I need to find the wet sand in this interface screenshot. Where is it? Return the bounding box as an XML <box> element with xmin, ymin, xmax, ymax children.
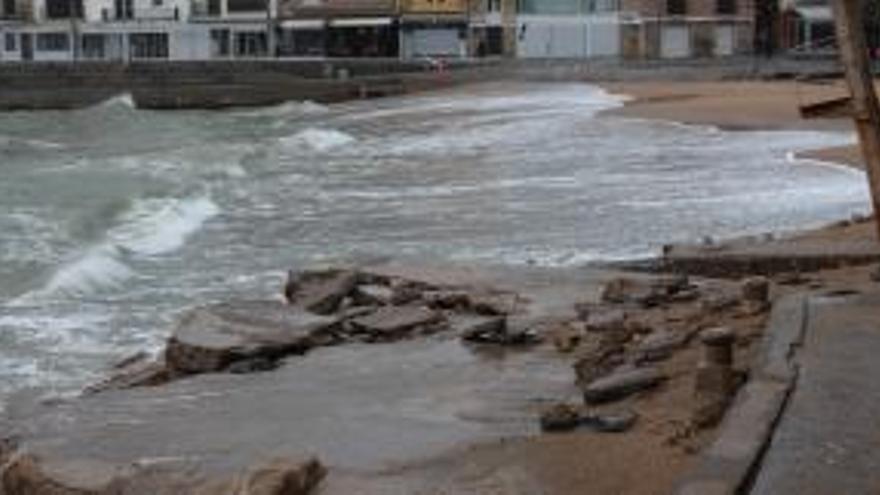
<box><xmin>603</xmin><ymin>80</ymin><xmax>867</xmax><ymax>171</ymax></box>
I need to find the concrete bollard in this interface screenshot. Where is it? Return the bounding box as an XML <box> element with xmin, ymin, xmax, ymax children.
<box><xmin>693</xmin><ymin>327</ymin><xmax>736</xmax><ymax>428</ymax></box>
<box><xmin>740</xmin><ymin>276</ymin><xmax>770</xmax><ymax>305</ymax></box>
<box><xmin>700</xmin><ymin>326</ymin><xmax>735</xmax><ymax>367</ymax></box>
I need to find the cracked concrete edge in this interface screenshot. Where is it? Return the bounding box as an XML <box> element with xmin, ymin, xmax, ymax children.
<box><xmin>673</xmin><ymin>294</ymin><xmax>809</xmax><ymax>495</ymax></box>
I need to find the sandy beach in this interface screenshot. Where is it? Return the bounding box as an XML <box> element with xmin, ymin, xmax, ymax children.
<box><xmin>604</xmin><ymin>80</ymin><xmax>869</xmax><ymax>168</ymax></box>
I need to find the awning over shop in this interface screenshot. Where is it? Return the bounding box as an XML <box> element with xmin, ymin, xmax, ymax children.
<box><xmin>399</xmin><ymin>13</ymin><xmax>468</xmax><ymax>24</ymax></box>
<box><xmin>329</xmin><ymin>17</ymin><xmax>393</xmax><ymax>27</ymax></box>
<box><xmin>280</xmin><ymin>19</ymin><xmax>325</xmax><ymax>29</ymax></box>
<box><xmin>793</xmin><ymin>5</ymin><xmax>832</xmax><ymax>23</ymax></box>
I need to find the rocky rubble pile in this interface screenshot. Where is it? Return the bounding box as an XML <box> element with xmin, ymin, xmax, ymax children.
<box><xmin>541</xmin><ymin>274</ymin><xmax>771</xmax><ymax>434</ymax></box>
<box><xmin>91</xmin><ymin>267</ymin><xmax>540</xmax><ymax>393</ymax></box>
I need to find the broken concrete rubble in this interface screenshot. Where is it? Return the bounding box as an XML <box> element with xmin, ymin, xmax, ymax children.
<box><xmin>539</xmin><ymin>403</ymin><xmax>638</xmax><ymax>433</ymax></box>
<box><xmin>584</xmin><ymin>308</ymin><xmax>627</xmax><ymax>333</ymax></box>
<box><xmin>459</xmin><ymin>315</ymin><xmax>541</xmax><ymax>345</ymax></box>
<box><xmin>572</xmin><ymin>337</ymin><xmax>626</xmax><ymax>387</ymax></box>
<box><xmin>470</xmin><ymin>292</ymin><xmax>520</xmax><ymax>316</ymax></box>
<box><xmin>348</xmin><ymin>306</ymin><xmax>445</xmax><ymax>341</ymax></box>
<box><xmin>351</xmin><ymin>284</ymin><xmax>395</xmax><ymax>306</ymax></box>
<box><xmin>454</xmin><ymin>315</ymin><xmax>506</xmax><ymax>341</ymax></box>
<box><xmin>539</xmin><ymin>403</ymin><xmax>582</xmax><ymax>432</ymax></box>
<box><xmin>600</xmin><ymin>275</ymin><xmax>693</xmax><ymax>308</ymax></box>
<box><xmin>85</xmin><ymin>356</ymin><xmax>170</xmax><ymax>394</ymax></box>
<box><xmin>422</xmin><ymin>290</ymin><xmax>471</xmax><ymax>310</ymax></box>
<box><xmin>222</xmin><ymin>457</ymin><xmax>326</xmax><ymax>495</ymax></box>
<box><xmin>583</xmin><ymin>366</ymin><xmax>666</xmax><ymax>404</ymax></box>
<box><xmin>633</xmin><ymin>331</ymin><xmax>687</xmax><ymax>363</ymax></box>
<box><xmin>0</xmin><ymin>454</ymin><xmax>326</xmax><ymax>495</ymax></box>
<box><xmin>287</xmin><ymin>270</ymin><xmax>358</xmax><ymax>315</ymax></box>
<box><xmin>165</xmin><ymin>301</ymin><xmax>339</xmax><ymax>375</ymax></box>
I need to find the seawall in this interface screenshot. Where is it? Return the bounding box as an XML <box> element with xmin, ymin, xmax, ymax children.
<box><xmin>0</xmin><ymin>56</ymin><xmax>843</xmax><ymax>110</ymax></box>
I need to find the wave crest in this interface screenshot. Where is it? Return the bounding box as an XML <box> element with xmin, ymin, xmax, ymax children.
<box><xmin>15</xmin><ymin>196</ymin><xmax>219</xmax><ymax>300</ymax></box>
<box><xmin>279</xmin><ymin>128</ymin><xmax>356</xmax><ymax>152</ymax></box>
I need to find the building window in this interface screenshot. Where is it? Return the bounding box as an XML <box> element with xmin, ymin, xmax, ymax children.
<box><xmin>3</xmin><ymin>0</ymin><xmax>16</xmax><ymax>16</ymax></box>
<box><xmin>666</xmin><ymin>0</ymin><xmax>686</xmax><ymax>15</ymax></box>
<box><xmin>519</xmin><ymin>0</ymin><xmax>579</xmax><ymax>15</ymax></box>
<box><xmin>45</xmin><ymin>0</ymin><xmax>83</xmax><ymax>18</ymax></box>
<box><xmin>129</xmin><ymin>32</ymin><xmax>169</xmax><ymax>58</ymax></box>
<box><xmin>228</xmin><ymin>0</ymin><xmax>265</xmax><ymax>12</ymax></box>
<box><xmin>235</xmin><ymin>31</ymin><xmax>267</xmax><ymax>57</ymax></box>
<box><xmin>36</xmin><ymin>32</ymin><xmax>69</xmax><ymax>51</ymax></box>
<box><xmin>210</xmin><ymin>28</ymin><xmax>229</xmax><ymax>56</ymax></box>
<box><xmin>486</xmin><ymin>0</ymin><xmax>500</xmax><ymax>12</ymax></box>
<box><xmin>5</xmin><ymin>33</ymin><xmax>16</xmax><ymax>51</ymax></box>
<box><xmin>716</xmin><ymin>0</ymin><xmax>735</xmax><ymax>14</ymax></box>
<box><xmin>152</xmin><ymin>0</ymin><xmax>163</xmax><ymax>6</ymax></box>
<box><xmin>115</xmin><ymin>0</ymin><xmax>134</xmax><ymax>19</ymax></box>
<box><xmin>81</xmin><ymin>33</ymin><xmax>106</xmax><ymax>59</ymax></box>
<box><xmin>592</xmin><ymin>0</ymin><xmax>618</xmax><ymax>12</ymax></box>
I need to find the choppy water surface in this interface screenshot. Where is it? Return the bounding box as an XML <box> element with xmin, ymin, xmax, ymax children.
<box><xmin>0</xmin><ymin>82</ymin><xmax>869</xmax><ymax>407</ymax></box>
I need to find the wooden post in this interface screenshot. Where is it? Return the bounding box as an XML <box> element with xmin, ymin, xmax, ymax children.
<box><xmin>831</xmin><ymin>0</ymin><xmax>880</xmax><ymax>239</ymax></box>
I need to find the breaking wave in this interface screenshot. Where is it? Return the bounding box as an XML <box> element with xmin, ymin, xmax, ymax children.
<box><xmin>109</xmin><ymin>196</ymin><xmax>220</xmax><ymax>256</ymax></box>
<box><xmin>238</xmin><ymin>100</ymin><xmax>330</xmax><ymax>118</ymax></box>
<box><xmin>279</xmin><ymin>128</ymin><xmax>357</xmax><ymax>152</ymax></box>
<box><xmin>0</xmin><ymin>135</ymin><xmax>65</xmax><ymax>151</ymax></box>
<box><xmin>97</xmin><ymin>93</ymin><xmax>136</xmax><ymax>110</ymax></box>
<box><xmin>16</xmin><ymin>196</ymin><xmax>219</xmax><ymax>300</ymax></box>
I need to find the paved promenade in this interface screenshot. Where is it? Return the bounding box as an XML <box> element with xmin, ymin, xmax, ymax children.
<box><xmin>750</xmin><ymin>288</ymin><xmax>880</xmax><ymax>494</ymax></box>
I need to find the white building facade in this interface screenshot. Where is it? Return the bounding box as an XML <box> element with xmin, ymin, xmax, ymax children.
<box><xmin>0</xmin><ymin>0</ymin><xmax>275</xmax><ymax>61</ymax></box>
<box><xmin>515</xmin><ymin>0</ymin><xmax>621</xmax><ymax>58</ymax></box>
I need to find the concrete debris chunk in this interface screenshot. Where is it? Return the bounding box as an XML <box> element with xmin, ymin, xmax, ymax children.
<box><xmin>349</xmin><ymin>306</ymin><xmax>444</xmax><ymax>340</ymax></box>
<box><xmin>165</xmin><ymin>301</ymin><xmax>338</xmax><ymax>375</ymax></box>
<box><xmin>583</xmin><ymin>366</ymin><xmax>666</xmax><ymax>404</ymax></box>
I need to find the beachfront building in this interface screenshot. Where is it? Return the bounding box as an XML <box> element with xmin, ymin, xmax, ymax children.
<box><xmin>399</xmin><ymin>0</ymin><xmax>467</xmax><ymax>58</ymax></box>
<box><xmin>190</xmin><ymin>0</ymin><xmax>277</xmax><ymax>58</ymax></box>
<box><xmin>617</xmin><ymin>0</ymin><xmax>754</xmax><ymax>58</ymax></box>
<box><xmin>0</xmin><ymin>0</ymin><xmax>213</xmax><ymax>61</ymax></box>
<box><xmin>468</xmin><ymin>0</ymin><xmax>516</xmax><ymax>56</ymax></box>
<box><xmin>0</xmin><ymin>0</ymin><xmax>28</xmax><ymax>60</ymax></box>
<box><xmin>275</xmin><ymin>0</ymin><xmax>398</xmax><ymax>57</ymax></box>
<box><xmin>515</xmin><ymin>0</ymin><xmax>621</xmax><ymax>58</ymax></box>
<box><xmin>777</xmin><ymin>0</ymin><xmax>833</xmax><ymax>54</ymax></box>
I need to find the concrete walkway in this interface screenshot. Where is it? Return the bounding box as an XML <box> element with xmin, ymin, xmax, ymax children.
<box><xmin>751</xmin><ymin>289</ymin><xmax>880</xmax><ymax>494</ymax></box>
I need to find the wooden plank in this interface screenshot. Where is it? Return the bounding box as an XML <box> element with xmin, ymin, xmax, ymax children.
<box><xmin>799</xmin><ymin>95</ymin><xmax>853</xmax><ymax>119</ymax></box>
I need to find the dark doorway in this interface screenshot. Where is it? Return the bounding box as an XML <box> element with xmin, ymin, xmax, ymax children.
<box><xmin>21</xmin><ymin>32</ymin><xmax>32</xmax><ymax>60</ymax></box>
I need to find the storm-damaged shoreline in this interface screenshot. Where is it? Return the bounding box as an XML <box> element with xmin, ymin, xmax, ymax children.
<box><xmin>2</xmin><ymin>81</ymin><xmax>880</xmax><ymax>494</ymax></box>
<box><xmin>2</xmin><ymin>232</ymin><xmax>879</xmax><ymax>495</ymax></box>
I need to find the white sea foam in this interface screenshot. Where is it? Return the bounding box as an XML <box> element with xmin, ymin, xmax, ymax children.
<box><xmin>239</xmin><ymin>100</ymin><xmax>330</xmax><ymax>118</ymax></box>
<box><xmin>0</xmin><ymin>134</ymin><xmax>65</xmax><ymax>151</ymax></box>
<box><xmin>14</xmin><ymin>196</ymin><xmax>219</xmax><ymax>300</ymax></box>
<box><xmin>41</xmin><ymin>245</ymin><xmax>134</xmax><ymax>296</ymax></box>
<box><xmin>279</xmin><ymin>128</ymin><xmax>357</xmax><ymax>152</ymax></box>
<box><xmin>109</xmin><ymin>196</ymin><xmax>220</xmax><ymax>256</ymax></box>
<box><xmin>99</xmin><ymin>93</ymin><xmax>136</xmax><ymax>110</ymax></box>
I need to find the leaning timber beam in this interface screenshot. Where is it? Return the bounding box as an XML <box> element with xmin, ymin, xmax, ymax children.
<box><xmin>831</xmin><ymin>0</ymin><xmax>880</xmax><ymax>239</ymax></box>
